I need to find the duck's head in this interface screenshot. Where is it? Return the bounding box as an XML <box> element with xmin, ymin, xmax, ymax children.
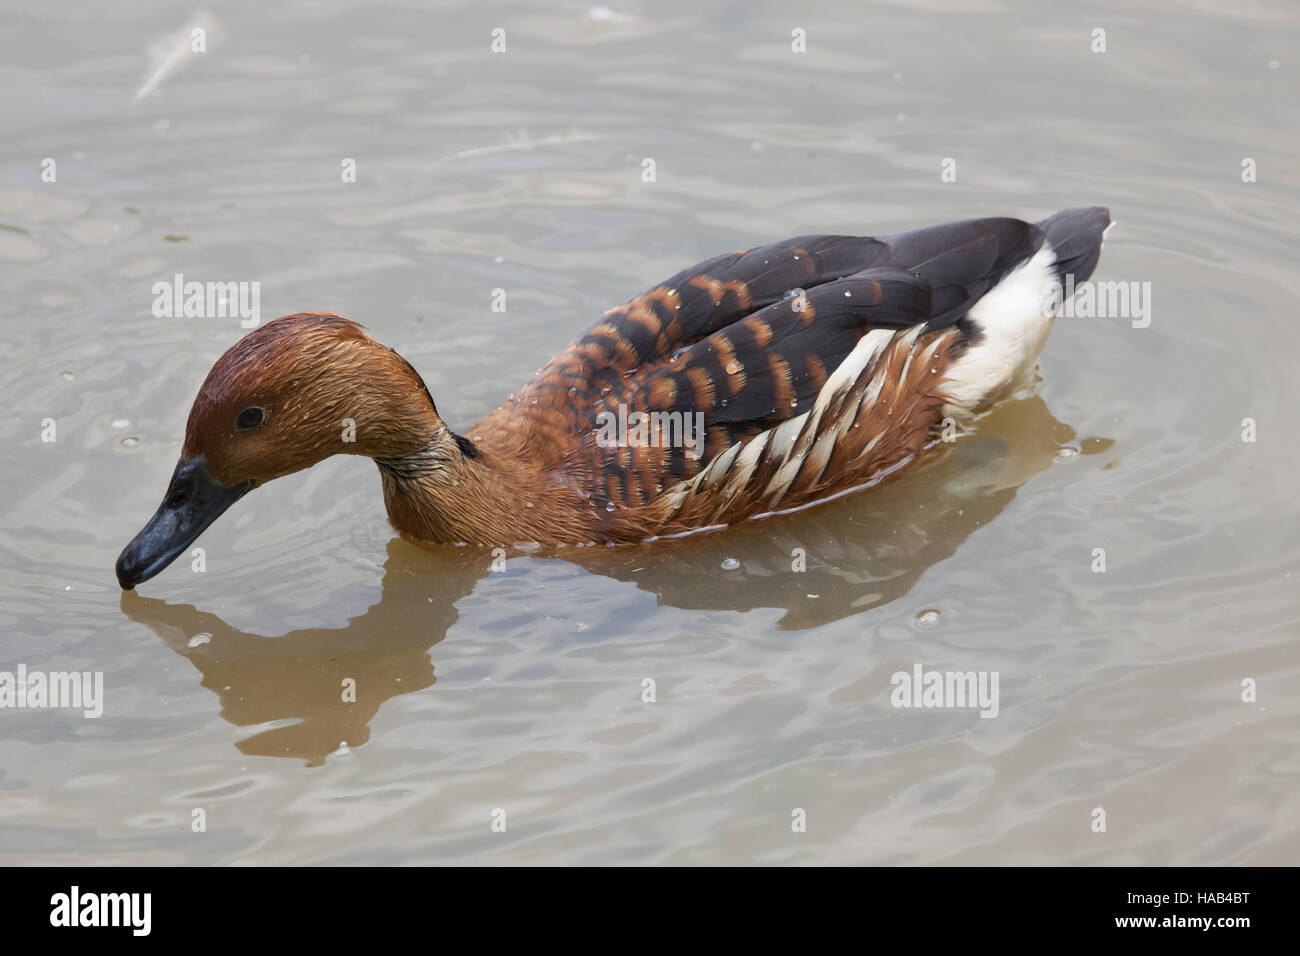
<box><xmin>115</xmin><ymin>313</ymin><xmax>445</xmax><ymax>589</ymax></box>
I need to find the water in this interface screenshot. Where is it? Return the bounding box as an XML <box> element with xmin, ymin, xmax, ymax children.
<box><xmin>1</xmin><ymin>0</ymin><xmax>1297</xmax><ymax>864</ymax></box>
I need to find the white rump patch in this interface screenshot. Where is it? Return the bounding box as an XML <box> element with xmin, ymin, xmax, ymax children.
<box><xmin>942</xmin><ymin>242</ymin><xmax>1058</xmax><ymax>416</ymax></box>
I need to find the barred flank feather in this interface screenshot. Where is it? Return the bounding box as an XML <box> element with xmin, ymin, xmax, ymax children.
<box><xmin>635</xmin><ymin>326</ymin><xmax>961</xmax><ymax>535</ymax></box>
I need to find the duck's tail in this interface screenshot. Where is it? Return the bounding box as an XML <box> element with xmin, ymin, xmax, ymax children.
<box><xmin>940</xmin><ymin>205</ymin><xmax>1111</xmax><ymax>417</ymax></box>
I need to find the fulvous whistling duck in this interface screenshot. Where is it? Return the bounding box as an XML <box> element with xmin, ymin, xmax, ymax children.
<box><xmin>116</xmin><ymin>207</ymin><xmax>1110</xmax><ymax>588</ymax></box>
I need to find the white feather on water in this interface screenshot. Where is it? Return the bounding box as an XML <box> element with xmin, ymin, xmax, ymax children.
<box><xmin>133</xmin><ymin>12</ymin><xmax>217</xmax><ymax>103</ymax></box>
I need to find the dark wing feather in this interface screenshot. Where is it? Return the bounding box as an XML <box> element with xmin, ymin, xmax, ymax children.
<box><xmin>878</xmin><ymin>217</ymin><xmax>1040</xmax><ymax>329</ymax></box>
<box><xmin>489</xmin><ymin>219</ymin><xmax>1050</xmax><ymax>506</ymax></box>
<box><xmin>513</xmin><ymin>236</ymin><xmax>892</xmax><ymax>401</ymax></box>
<box><xmin>572</xmin><ymin>268</ymin><xmax>934</xmax><ymax>505</ymax></box>
<box><xmin>499</xmin><ymin>234</ymin><xmax>894</xmax><ymax>463</ymax></box>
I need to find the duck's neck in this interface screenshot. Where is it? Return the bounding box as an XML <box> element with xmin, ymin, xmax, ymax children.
<box><xmin>374</xmin><ymin>428</ymin><xmax>586</xmax><ymax>546</ymax></box>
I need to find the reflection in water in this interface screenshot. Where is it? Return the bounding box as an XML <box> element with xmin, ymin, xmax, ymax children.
<box><xmin>120</xmin><ymin>396</ymin><xmax>1111</xmax><ymax>765</ymax></box>
<box><xmin>120</xmin><ymin>547</ymin><xmax>493</xmax><ymax>765</ymax></box>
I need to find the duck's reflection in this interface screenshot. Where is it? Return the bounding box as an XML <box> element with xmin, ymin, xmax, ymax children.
<box><xmin>119</xmin><ymin>546</ymin><xmax>492</xmax><ymax>765</ymax></box>
<box><xmin>120</xmin><ymin>396</ymin><xmax>1111</xmax><ymax>764</ymax></box>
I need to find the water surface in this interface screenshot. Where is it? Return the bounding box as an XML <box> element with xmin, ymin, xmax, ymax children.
<box><xmin>1</xmin><ymin>0</ymin><xmax>1297</xmax><ymax>864</ymax></box>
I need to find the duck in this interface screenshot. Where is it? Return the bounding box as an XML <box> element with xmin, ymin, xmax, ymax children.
<box><xmin>116</xmin><ymin>206</ymin><xmax>1110</xmax><ymax>589</ymax></box>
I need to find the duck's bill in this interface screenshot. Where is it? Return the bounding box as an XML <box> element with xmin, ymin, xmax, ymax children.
<box><xmin>115</xmin><ymin>457</ymin><xmax>252</xmax><ymax>589</ymax></box>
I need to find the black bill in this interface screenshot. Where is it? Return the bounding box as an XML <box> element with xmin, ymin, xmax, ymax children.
<box><xmin>115</xmin><ymin>457</ymin><xmax>252</xmax><ymax>589</ymax></box>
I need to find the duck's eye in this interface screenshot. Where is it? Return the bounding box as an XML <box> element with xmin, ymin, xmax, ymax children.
<box><xmin>236</xmin><ymin>406</ymin><xmax>265</xmax><ymax>430</ymax></box>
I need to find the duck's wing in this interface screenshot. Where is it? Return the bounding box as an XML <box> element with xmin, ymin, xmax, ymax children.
<box><xmin>499</xmin><ymin>232</ymin><xmax>928</xmax><ymax>452</ymax></box>
<box><xmin>489</xmin><ymin>210</ymin><xmax>1108</xmax><ymax>537</ymax></box>
<box><xmin>576</xmin><ymin>264</ymin><xmax>936</xmax><ymax>491</ymax></box>
<box><xmin>504</xmin><ymin>233</ymin><xmax>895</xmax><ymax>427</ymax></box>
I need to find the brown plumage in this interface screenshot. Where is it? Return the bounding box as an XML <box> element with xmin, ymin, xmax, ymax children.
<box><xmin>115</xmin><ymin>208</ymin><xmax>1111</xmax><ymax>588</ymax></box>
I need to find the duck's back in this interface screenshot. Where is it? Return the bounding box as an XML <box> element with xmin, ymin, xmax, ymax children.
<box><xmin>478</xmin><ymin>207</ymin><xmax>1110</xmax><ymax>540</ymax></box>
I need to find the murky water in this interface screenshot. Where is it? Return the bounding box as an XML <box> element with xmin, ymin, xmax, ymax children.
<box><xmin>2</xmin><ymin>0</ymin><xmax>1298</xmax><ymax>864</ymax></box>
